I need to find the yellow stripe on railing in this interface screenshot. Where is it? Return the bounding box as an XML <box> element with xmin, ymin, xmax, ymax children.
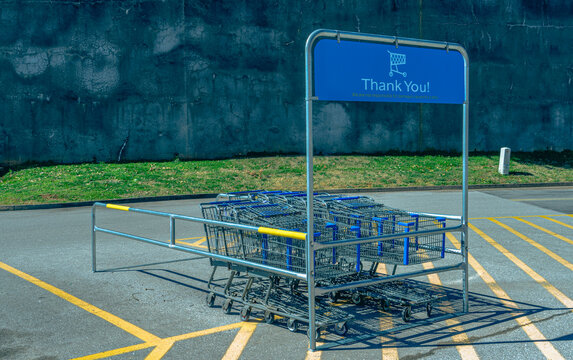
<box><xmin>106</xmin><ymin>204</ymin><xmax>131</xmax><ymax>212</ymax></box>
<box><xmin>258</xmin><ymin>227</ymin><xmax>306</xmax><ymax>240</ymax></box>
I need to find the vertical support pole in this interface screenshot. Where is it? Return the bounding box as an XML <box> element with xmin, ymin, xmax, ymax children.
<box><xmin>462</xmin><ymin>72</ymin><xmax>470</xmax><ymax>313</ymax></box>
<box><xmin>351</xmin><ymin>224</ymin><xmax>361</xmax><ymax>272</ymax></box>
<box><xmin>286</xmin><ymin>237</ymin><xmax>293</xmax><ymax>271</ymax></box>
<box><xmin>262</xmin><ymin>234</ymin><xmax>268</xmax><ymax>264</ymax></box>
<box><xmin>170</xmin><ymin>215</ymin><xmax>176</xmax><ymax>247</ymax></box>
<box><xmin>92</xmin><ymin>204</ymin><xmax>97</xmax><ymax>272</ymax></box>
<box><xmin>440</xmin><ymin>218</ymin><xmax>447</xmax><ymax>258</ymax></box>
<box><xmin>403</xmin><ymin>226</ymin><xmax>410</xmax><ymax>265</ymax></box>
<box><xmin>305</xmin><ymin>35</ymin><xmax>317</xmax><ymax>351</ymax></box>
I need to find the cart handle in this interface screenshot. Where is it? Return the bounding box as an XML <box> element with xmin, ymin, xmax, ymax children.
<box><xmin>258</xmin><ymin>226</ymin><xmax>307</xmax><ymax>240</ymax></box>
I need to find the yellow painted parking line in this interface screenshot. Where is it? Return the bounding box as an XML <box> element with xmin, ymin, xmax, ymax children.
<box><xmin>0</xmin><ymin>260</ymin><xmax>252</xmax><ymax>360</ymax></box>
<box><xmin>175</xmin><ymin>237</ymin><xmax>208</xmax><ymax>249</ymax></box>
<box><xmin>70</xmin><ymin>342</ymin><xmax>153</xmax><ymax>360</ymax></box>
<box><xmin>469</xmin><ymin>224</ymin><xmax>573</xmax><ymax>309</ymax></box>
<box><xmin>541</xmin><ymin>215</ymin><xmax>573</xmax><ymax>230</ymax></box>
<box><xmin>422</xmin><ymin>262</ymin><xmax>480</xmax><ymax>360</ymax></box>
<box><xmin>380</xmin><ymin>317</ymin><xmax>399</xmax><ymax>359</ymax></box>
<box><xmin>447</xmin><ymin>232</ymin><xmax>566</xmax><ymax>360</ymax></box>
<box><xmin>375</xmin><ymin>263</ymin><xmax>399</xmax><ymax>359</ymax></box>
<box><xmin>377</xmin><ymin>263</ymin><xmax>388</xmax><ymax>275</ymax></box>
<box><xmin>510</xmin><ymin>198</ymin><xmax>573</xmax><ymax>202</ymax></box>
<box><xmin>0</xmin><ymin>261</ymin><xmax>160</xmax><ymax>344</ymax></box>
<box><xmin>190</xmin><ymin>237</ymin><xmax>207</xmax><ymax>247</ymax></box>
<box><xmin>165</xmin><ymin>322</ymin><xmax>245</xmax><ymax>343</ymax></box>
<box><xmin>515</xmin><ymin>217</ymin><xmax>573</xmax><ymax>245</ymax></box>
<box><xmin>305</xmin><ymin>342</ymin><xmax>324</xmax><ymax>360</ymax></box>
<box><xmin>470</xmin><ymin>214</ymin><xmax>570</xmax><ymax>220</ymax></box>
<box><xmin>145</xmin><ymin>339</ymin><xmax>175</xmax><ymax>360</ymax></box>
<box><xmin>177</xmin><ymin>236</ymin><xmax>205</xmax><ymax>241</ymax></box>
<box><xmin>71</xmin><ymin>322</ymin><xmax>246</xmax><ymax>359</ymax></box>
<box><xmin>489</xmin><ymin>218</ymin><xmax>573</xmax><ymax>272</ymax></box>
<box><xmin>222</xmin><ymin>322</ymin><xmax>258</xmax><ymax>360</ymax></box>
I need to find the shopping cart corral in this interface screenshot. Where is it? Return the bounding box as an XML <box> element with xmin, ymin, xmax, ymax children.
<box><xmin>91</xmin><ymin>28</ymin><xmax>470</xmax><ymax>351</ymax></box>
<box><xmin>200</xmin><ymin>192</ymin><xmax>454</xmax><ymax>325</ymax></box>
<box><xmin>92</xmin><ymin>190</ymin><xmax>463</xmax><ymax>342</ymax></box>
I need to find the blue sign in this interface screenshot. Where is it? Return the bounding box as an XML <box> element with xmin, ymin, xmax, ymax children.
<box><xmin>313</xmin><ymin>39</ymin><xmax>466</xmax><ymax>104</ymax></box>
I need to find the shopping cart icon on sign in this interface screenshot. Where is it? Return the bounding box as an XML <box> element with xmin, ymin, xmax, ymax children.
<box><xmin>388</xmin><ymin>50</ymin><xmax>407</xmax><ymax>77</ymax></box>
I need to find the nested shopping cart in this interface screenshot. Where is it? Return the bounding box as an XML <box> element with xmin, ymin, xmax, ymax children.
<box><xmin>200</xmin><ymin>199</ymin><xmax>356</xmax><ymax>337</ymax></box>
<box><xmin>252</xmin><ymin>193</ymin><xmax>447</xmax><ymax>321</ymax></box>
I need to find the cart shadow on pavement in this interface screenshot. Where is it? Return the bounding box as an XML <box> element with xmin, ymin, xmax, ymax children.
<box><xmin>96</xmin><ymin>264</ymin><xmax>571</xmax><ymax>352</ymax></box>
<box><xmin>316</xmin><ymin>282</ymin><xmax>572</xmax><ymax>353</ymax></box>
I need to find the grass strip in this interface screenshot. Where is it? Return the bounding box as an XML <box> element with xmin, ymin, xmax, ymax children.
<box><xmin>1</xmin><ymin>151</ymin><xmax>571</xmax><ymax>206</ymax></box>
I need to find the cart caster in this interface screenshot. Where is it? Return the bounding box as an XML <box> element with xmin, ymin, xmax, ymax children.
<box><xmin>287</xmin><ymin>318</ymin><xmax>299</xmax><ymax>332</ymax></box>
<box><xmin>380</xmin><ymin>298</ymin><xmax>390</xmax><ymax>312</ymax></box>
<box><xmin>351</xmin><ymin>293</ymin><xmax>363</xmax><ymax>305</ymax></box>
<box><xmin>307</xmin><ymin>327</ymin><xmax>321</xmax><ymax>341</ymax></box>
<box><xmin>426</xmin><ymin>303</ymin><xmax>432</xmax><ymax>317</ymax></box>
<box><xmin>334</xmin><ymin>322</ymin><xmax>348</xmax><ymax>336</ymax></box>
<box><xmin>328</xmin><ymin>291</ymin><xmax>339</xmax><ymax>302</ymax></box>
<box><xmin>290</xmin><ymin>279</ymin><xmax>300</xmax><ymax>294</ymax></box>
<box><xmin>222</xmin><ymin>299</ymin><xmax>233</xmax><ymax>314</ymax></box>
<box><xmin>240</xmin><ymin>306</ymin><xmax>251</xmax><ymax>321</ymax></box>
<box><xmin>264</xmin><ymin>311</ymin><xmax>275</xmax><ymax>324</ymax></box>
<box><xmin>402</xmin><ymin>305</ymin><xmax>412</xmax><ymax>323</ymax></box>
<box><xmin>206</xmin><ymin>292</ymin><xmax>216</xmax><ymax>307</ymax></box>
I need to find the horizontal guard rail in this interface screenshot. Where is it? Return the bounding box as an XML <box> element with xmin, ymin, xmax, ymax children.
<box><xmin>92</xmin><ymin>203</ymin><xmax>307</xmax><ymax>280</ymax></box>
<box><xmin>313</xmin><ymin>262</ymin><xmax>465</xmax><ymax>296</ymax></box>
<box><xmin>411</xmin><ymin>211</ymin><xmax>462</xmax><ymax>221</ymax></box>
<box><xmin>96</xmin><ymin>202</ymin><xmax>307</xmax><ymax>238</ymax></box>
<box><xmin>313</xmin><ymin>224</ymin><xmax>464</xmax><ymax>250</ymax></box>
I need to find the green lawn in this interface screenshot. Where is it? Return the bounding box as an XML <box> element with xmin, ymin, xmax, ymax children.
<box><xmin>1</xmin><ymin>151</ymin><xmax>572</xmax><ymax>205</ymax></box>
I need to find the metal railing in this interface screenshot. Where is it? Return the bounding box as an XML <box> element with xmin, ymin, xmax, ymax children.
<box><xmin>91</xmin><ymin>202</ymin><xmax>308</xmax><ymax>280</ymax></box>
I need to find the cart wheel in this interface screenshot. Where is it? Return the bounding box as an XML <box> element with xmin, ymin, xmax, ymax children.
<box><xmin>402</xmin><ymin>72</ymin><xmax>407</xmax><ymax>77</ymax></box>
<box><xmin>240</xmin><ymin>306</ymin><xmax>251</xmax><ymax>321</ymax></box>
<box><xmin>380</xmin><ymin>298</ymin><xmax>390</xmax><ymax>312</ymax></box>
<box><xmin>264</xmin><ymin>311</ymin><xmax>275</xmax><ymax>324</ymax></box>
<box><xmin>351</xmin><ymin>293</ymin><xmax>363</xmax><ymax>305</ymax></box>
<box><xmin>287</xmin><ymin>318</ymin><xmax>299</xmax><ymax>332</ymax></box>
<box><xmin>206</xmin><ymin>292</ymin><xmax>216</xmax><ymax>307</ymax></box>
<box><xmin>402</xmin><ymin>306</ymin><xmax>412</xmax><ymax>323</ymax></box>
<box><xmin>222</xmin><ymin>299</ymin><xmax>233</xmax><ymax>314</ymax></box>
<box><xmin>307</xmin><ymin>327</ymin><xmax>321</xmax><ymax>341</ymax></box>
<box><xmin>426</xmin><ymin>303</ymin><xmax>432</xmax><ymax>317</ymax></box>
<box><xmin>290</xmin><ymin>280</ymin><xmax>299</xmax><ymax>294</ymax></box>
<box><xmin>334</xmin><ymin>322</ymin><xmax>348</xmax><ymax>336</ymax></box>
<box><xmin>328</xmin><ymin>291</ymin><xmax>339</xmax><ymax>302</ymax></box>
<box><xmin>389</xmin><ymin>71</ymin><xmax>394</xmax><ymax>77</ymax></box>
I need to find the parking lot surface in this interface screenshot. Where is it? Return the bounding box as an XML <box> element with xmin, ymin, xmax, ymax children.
<box><xmin>1</xmin><ymin>187</ymin><xmax>572</xmax><ymax>359</ymax></box>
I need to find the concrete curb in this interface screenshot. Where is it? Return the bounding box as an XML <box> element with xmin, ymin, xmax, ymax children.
<box><xmin>2</xmin><ymin>182</ymin><xmax>572</xmax><ymax>212</ymax></box>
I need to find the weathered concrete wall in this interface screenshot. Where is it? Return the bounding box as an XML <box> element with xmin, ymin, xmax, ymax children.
<box><xmin>1</xmin><ymin>0</ymin><xmax>572</xmax><ymax>166</ymax></box>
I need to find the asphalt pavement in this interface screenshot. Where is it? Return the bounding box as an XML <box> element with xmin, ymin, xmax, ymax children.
<box><xmin>1</xmin><ymin>187</ymin><xmax>572</xmax><ymax>359</ymax></box>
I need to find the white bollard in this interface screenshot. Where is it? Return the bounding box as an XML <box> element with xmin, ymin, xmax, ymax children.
<box><xmin>498</xmin><ymin>147</ymin><xmax>511</xmax><ymax>175</ymax></box>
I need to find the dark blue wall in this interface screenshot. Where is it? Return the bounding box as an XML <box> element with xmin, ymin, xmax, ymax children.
<box><xmin>1</xmin><ymin>0</ymin><xmax>572</xmax><ymax>165</ymax></box>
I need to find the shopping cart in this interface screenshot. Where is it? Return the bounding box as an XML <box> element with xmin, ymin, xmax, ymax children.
<box><xmin>388</xmin><ymin>50</ymin><xmax>407</xmax><ymax>77</ymax></box>
<box><xmin>201</xmin><ymin>199</ymin><xmax>355</xmax><ymax>337</ymax></box>
<box><xmin>327</xmin><ymin>196</ymin><xmax>447</xmax><ymax>266</ymax></box>
<box><xmin>201</xmin><ymin>192</ymin><xmax>449</xmax><ymax>329</ymax></box>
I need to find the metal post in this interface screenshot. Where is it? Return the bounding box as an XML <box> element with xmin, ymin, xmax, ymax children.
<box><xmin>305</xmin><ymin>34</ymin><xmax>317</xmax><ymax>351</ymax></box>
<box><xmin>170</xmin><ymin>216</ymin><xmax>176</xmax><ymax>247</ymax></box>
<box><xmin>92</xmin><ymin>204</ymin><xmax>97</xmax><ymax>272</ymax></box>
<box><xmin>462</xmin><ymin>56</ymin><xmax>470</xmax><ymax>313</ymax></box>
